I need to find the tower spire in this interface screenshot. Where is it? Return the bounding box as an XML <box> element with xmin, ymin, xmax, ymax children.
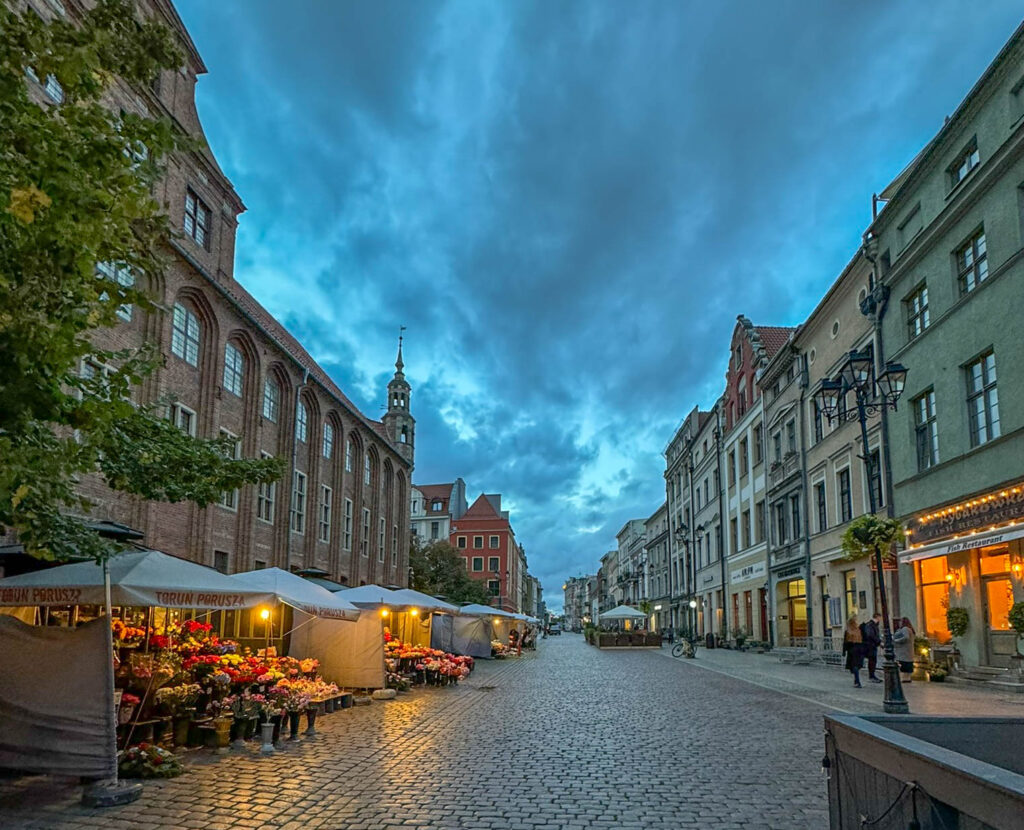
<box><xmin>396</xmin><ymin>326</ymin><xmax>405</xmax><ymax>374</ymax></box>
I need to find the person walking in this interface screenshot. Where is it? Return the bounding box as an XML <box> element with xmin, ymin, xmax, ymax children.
<box><xmin>860</xmin><ymin>613</ymin><xmax>883</xmax><ymax>683</ymax></box>
<box><xmin>892</xmin><ymin>617</ymin><xmax>917</xmax><ymax>683</ymax></box>
<box><xmin>843</xmin><ymin>615</ymin><xmax>865</xmax><ymax>688</ymax></box>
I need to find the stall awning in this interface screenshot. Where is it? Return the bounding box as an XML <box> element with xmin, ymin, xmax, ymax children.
<box><xmin>0</xmin><ymin>549</ymin><xmax>274</xmax><ymax>608</ymax></box>
<box><xmin>229</xmin><ymin>568</ymin><xmax>361</xmax><ymax>621</ymax></box>
<box><xmin>599</xmin><ymin>604</ymin><xmax>647</xmax><ymax>620</ymax></box>
<box><xmin>900</xmin><ymin>522</ymin><xmax>1024</xmax><ymax>564</ymax></box>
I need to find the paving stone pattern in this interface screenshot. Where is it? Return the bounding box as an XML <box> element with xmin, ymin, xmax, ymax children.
<box><xmin>0</xmin><ymin>635</ymin><xmax>830</xmax><ymax>829</ymax></box>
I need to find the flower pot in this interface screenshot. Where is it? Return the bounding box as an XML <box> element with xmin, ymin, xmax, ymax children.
<box><xmin>213</xmin><ymin>717</ymin><xmax>232</xmax><ymax>754</ymax></box>
<box><xmin>117</xmin><ymin>705</ymin><xmax>136</xmax><ymax>726</ymax></box>
<box><xmin>230</xmin><ymin>717</ymin><xmax>249</xmax><ymax>748</ymax></box>
<box><xmin>172</xmin><ymin>716</ymin><xmax>191</xmax><ymax>748</ymax></box>
<box><xmin>259</xmin><ymin>721</ymin><xmax>275</xmax><ymax>754</ymax></box>
<box><xmin>339</xmin><ymin>693</ymin><xmax>353</xmax><ymax>709</ymax></box>
<box><xmin>304</xmin><ymin>706</ymin><xmax>318</xmax><ymax>737</ymax></box>
<box><xmin>288</xmin><ymin>710</ymin><xmax>301</xmax><ymax>741</ymax></box>
<box><xmin>270</xmin><ymin>714</ymin><xmax>282</xmax><ymax>745</ymax></box>
<box><xmin>152</xmin><ymin>717</ymin><xmax>170</xmax><ymax>746</ymax></box>
<box><xmin>323</xmin><ymin>697</ymin><xmax>335</xmax><ymax>714</ymax></box>
<box><xmin>244</xmin><ymin>717</ymin><xmax>258</xmax><ymax>740</ymax></box>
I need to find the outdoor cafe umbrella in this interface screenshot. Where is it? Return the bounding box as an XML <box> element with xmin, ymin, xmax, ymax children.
<box><xmin>229</xmin><ymin>567</ymin><xmax>361</xmax><ymax>621</ymax></box>
<box><xmin>598</xmin><ymin>604</ymin><xmax>648</xmax><ymax>621</ymax></box>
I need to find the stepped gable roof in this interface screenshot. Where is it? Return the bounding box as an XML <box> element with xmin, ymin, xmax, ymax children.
<box><xmin>463</xmin><ymin>494</ymin><xmax>503</xmax><ymax>520</ymax></box>
<box><xmin>753</xmin><ymin>326</ymin><xmax>796</xmax><ymax>359</ymax></box>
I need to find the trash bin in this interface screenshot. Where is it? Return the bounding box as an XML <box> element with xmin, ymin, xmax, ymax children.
<box><xmin>705</xmin><ymin>632</ymin><xmax>715</xmax><ymax>649</ymax></box>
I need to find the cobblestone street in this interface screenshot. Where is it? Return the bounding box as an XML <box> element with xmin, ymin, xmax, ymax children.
<box><xmin>0</xmin><ymin>634</ymin><xmax>832</xmax><ymax>829</ymax></box>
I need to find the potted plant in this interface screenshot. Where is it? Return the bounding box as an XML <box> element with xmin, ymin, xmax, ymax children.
<box><xmin>732</xmin><ymin>628</ymin><xmax>748</xmax><ymax>650</ymax></box>
<box><xmin>913</xmin><ymin>636</ymin><xmax>931</xmax><ymax>681</ymax></box>
<box><xmin>119</xmin><ymin>742</ymin><xmax>185</xmax><ymax>779</ymax></box>
<box><xmin>1008</xmin><ymin>601</ymin><xmax>1024</xmax><ymax>679</ymax></box>
<box><xmin>946</xmin><ymin>606</ymin><xmax>969</xmax><ymax>671</ymax></box>
<box><xmin>155</xmin><ymin>683</ymin><xmax>202</xmax><ymax>747</ymax></box>
<box><xmin>928</xmin><ymin>662</ymin><xmax>948</xmax><ymax>682</ymax></box>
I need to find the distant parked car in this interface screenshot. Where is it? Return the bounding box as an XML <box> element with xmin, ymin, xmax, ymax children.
<box><xmin>547</xmin><ymin>624</ymin><xmax>561</xmax><ymax>635</ymax></box>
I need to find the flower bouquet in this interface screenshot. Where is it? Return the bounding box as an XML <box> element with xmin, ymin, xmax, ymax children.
<box><xmin>118</xmin><ymin>692</ymin><xmax>141</xmax><ymax>725</ymax></box>
<box><xmin>111</xmin><ymin>619</ymin><xmax>146</xmax><ymax>648</ymax></box>
<box><xmin>119</xmin><ymin>742</ymin><xmax>185</xmax><ymax>779</ymax></box>
<box><xmin>155</xmin><ymin>683</ymin><xmax>202</xmax><ymax>717</ymax></box>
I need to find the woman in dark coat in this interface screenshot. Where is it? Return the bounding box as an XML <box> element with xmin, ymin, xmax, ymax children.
<box><xmin>842</xmin><ymin>615</ymin><xmax>865</xmax><ymax>688</ymax></box>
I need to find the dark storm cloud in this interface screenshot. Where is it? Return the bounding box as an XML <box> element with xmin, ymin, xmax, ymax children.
<box><xmin>176</xmin><ymin>0</ymin><xmax>1022</xmax><ymax>608</ymax></box>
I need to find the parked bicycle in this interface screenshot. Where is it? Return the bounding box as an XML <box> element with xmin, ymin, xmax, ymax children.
<box><xmin>671</xmin><ymin>637</ymin><xmax>698</xmax><ymax>659</ymax></box>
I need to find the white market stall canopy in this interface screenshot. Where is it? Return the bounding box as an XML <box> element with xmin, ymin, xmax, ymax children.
<box><xmin>599</xmin><ymin>605</ymin><xmax>648</xmax><ymax>621</ymax></box>
<box><xmin>229</xmin><ymin>568</ymin><xmax>361</xmax><ymax>621</ymax></box>
<box><xmin>337</xmin><ymin>584</ymin><xmax>409</xmax><ymax>609</ymax></box>
<box><xmin>387</xmin><ymin>588</ymin><xmax>458</xmax><ymax>613</ymax></box>
<box><xmin>0</xmin><ymin>549</ymin><xmax>273</xmax><ymax>609</ymax></box>
<box><xmin>458</xmin><ymin>603</ymin><xmax>518</xmax><ymax>618</ymax></box>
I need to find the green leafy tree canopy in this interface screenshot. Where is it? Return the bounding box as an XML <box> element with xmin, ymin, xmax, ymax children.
<box><xmin>0</xmin><ymin>1</ymin><xmax>281</xmax><ymax>562</ymax></box>
<box><xmin>408</xmin><ymin>539</ymin><xmax>494</xmax><ymax>606</ymax></box>
<box><xmin>840</xmin><ymin>514</ymin><xmax>905</xmax><ymax>562</ymax></box>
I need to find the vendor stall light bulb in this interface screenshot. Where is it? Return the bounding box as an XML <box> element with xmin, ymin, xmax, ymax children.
<box><xmin>380</xmin><ymin>609</ymin><xmax>389</xmax><ymax>618</ymax></box>
<box><xmin>259</xmin><ymin>608</ymin><xmax>270</xmax><ymax>620</ymax></box>
<box><xmin>410</xmin><ymin>609</ymin><xmax>419</xmax><ymax>616</ymax></box>
<box><xmin>493</xmin><ymin>618</ymin><xmax>500</xmax><ymax>625</ymax></box>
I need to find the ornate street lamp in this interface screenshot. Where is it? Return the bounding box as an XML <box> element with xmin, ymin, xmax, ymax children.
<box><xmin>813</xmin><ymin>350</ymin><xmax>910</xmax><ymax>714</ymax></box>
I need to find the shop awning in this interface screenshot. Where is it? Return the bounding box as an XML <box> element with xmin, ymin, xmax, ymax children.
<box><xmin>229</xmin><ymin>568</ymin><xmax>361</xmax><ymax>621</ymax></box>
<box><xmin>900</xmin><ymin>521</ymin><xmax>1024</xmax><ymax>564</ymax></box>
<box><xmin>0</xmin><ymin>549</ymin><xmax>273</xmax><ymax>609</ymax></box>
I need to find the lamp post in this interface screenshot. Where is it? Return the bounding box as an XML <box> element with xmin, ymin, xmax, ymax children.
<box><xmin>673</xmin><ymin>524</ymin><xmax>691</xmax><ymax>636</ymax></box>
<box><xmin>814</xmin><ymin>349</ymin><xmax>909</xmax><ymax>714</ymax></box>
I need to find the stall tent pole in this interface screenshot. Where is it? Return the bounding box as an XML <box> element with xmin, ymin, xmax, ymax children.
<box><xmin>82</xmin><ymin>559</ymin><xmax>142</xmax><ymax>806</ymax></box>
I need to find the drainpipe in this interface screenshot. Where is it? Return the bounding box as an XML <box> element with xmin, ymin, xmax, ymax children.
<box><xmin>284</xmin><ymin>367</ymin><xmax>310</xmax><ymax>571</ymax></box>
<box><xmin>797</xmin><ymin>349</ymin><xmax>813</xmax><ymax>653</ymax></box>
<box><xmin>715</xmin><ymin>410</ymin><xmax>728</xmax><ymax>642</ymax></box>
<box><xmin>686</xmin><ymin>453</ymin><xmax>696</xmax><ymax>636</ymax></box>
<box><xmin>664</xmin><ymin>473</ymin><xmax>675</xmax><ymax>632</ymax></box>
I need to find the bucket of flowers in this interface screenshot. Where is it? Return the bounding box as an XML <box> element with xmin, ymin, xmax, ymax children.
<box><xmin>119</xmin><ymin>742</ymin><xmax>185</xmax><ymax>779</ymax></box>
<box><xmin>270</xmin><ymin>680</ymin><xmax>311</xmax><ymax>741</ymax></box>
<box><xmin>118</xmin><ymin>692</ymin><xmax>141</xmax><ymax>726</ymax></box>
<box><xmin>156</xmin><ymin>683</ymin><xmax>202</xmax><ymax>747</ymax></box>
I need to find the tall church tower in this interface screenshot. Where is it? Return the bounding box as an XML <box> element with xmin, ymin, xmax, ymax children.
<box><xmin>383</xmin><ymin>333</ymin><xmax>415</xmax><ymax>466</ymax></box>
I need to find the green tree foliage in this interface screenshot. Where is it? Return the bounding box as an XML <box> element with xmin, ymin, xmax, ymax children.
<box><xmin>408</xmin><ymin>539</ymin><xmax>494</xmax><ymax>606</ymax></box>
<box><xmin>0</xmin><ymin>1</ymin><xmax>281</xmax><ymax>562</ymax></box>
<box><xmin>840</xmin><ymin>514</ymin><xmax>905</xmax><ymax>562</ymax></box>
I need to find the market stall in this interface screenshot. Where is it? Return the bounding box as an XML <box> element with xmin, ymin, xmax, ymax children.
<box><xmin>454</xmin><ymin>604</ymin><xmax>519</xmax><ymax>658</ymax></box>
<box><xmin>0</xmin><ymin>549</ymin><xmax>274</xmax><ymax>782</ymax></box>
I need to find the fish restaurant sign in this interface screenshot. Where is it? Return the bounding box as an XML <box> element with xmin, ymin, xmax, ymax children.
<box><xmin>910</xmin><ymin>479</ymin><xmax>1024</xmax><ymax>544</ymax></box>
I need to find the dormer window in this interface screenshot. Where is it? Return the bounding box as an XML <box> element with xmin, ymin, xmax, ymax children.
<box><xmin>431</xmin><ymin>500</ymin><xmax>443</xmax><ymax>512</ymax></box>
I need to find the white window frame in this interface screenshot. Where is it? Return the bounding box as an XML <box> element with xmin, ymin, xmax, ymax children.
<box><xmin>96</xmin><ymin>261</ymin><xmax>134</xmax><ymax>321</ymax></box>
<box><xmin>343</xmin><ymin>498</ymin><xmax>353</xmax><ymax>551</ymax></box>
<box><xmin>218</xmin><ymin>429</ymin><xmax>241</xmax><ymax>511</ymax></box>
<box><xmin>44</xmin><ymin>73</ymin><xmax>63</xmax><ymax>103</ymax></box>
<box><xmin>290</xmin><ymin>471</ymin><xmax>307</xmax><ymax>534</ymax></box>
<box><xmin>262</xmin><ymin>378</ymin><xmax>280</xmax><ymax>422</ymax></box>
<box><xmin>184</xmin><ymin>188</ymin><xmax>211</xmax><ymax>248</ymax></box>
<box><xmin>223</xmin><ymin>343</ymin><xmax>244</xmax><ymax>397</ymax></box>
<box><xmin>345</xmin><ymin>439</ymin><xmax>353</xmax><ymax>473</ymax></box>
<box><xmin>323</xmin><ymin>422</ymin><xmax>334</xmax><ymax>459</ymax></box>
<box><xmin>171</xmin><ymin>303</ymin><xmax>200</xmax><ymax>367</ymax></box>
<box><xmin>171</xmin><ymin>402</ymin><xmax>197</xmax><ymax>437</ymax></box>
<box><xmin>257</xmin><ymin>452</ymin><xmax>275</xmax><ymax>524</ymax></box>
<box><xmin>318</xmin><ymin>484</ymin><xmax>332</xmax><ymax>543</ymax></box>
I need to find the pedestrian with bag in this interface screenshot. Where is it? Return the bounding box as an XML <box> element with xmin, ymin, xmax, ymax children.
<box><xmin>892</xmin><ymin>617</ymin><xmax>917</xmax><ymax>683</ymax></box>
<box><xmin>859</xmin><ymin>612</ymin><xmax>883</xmax><ymax>683</ymax></box>
<box><xmin>843</xmin><ymin>615</ymin><xmax>865</xmax><ymax>688</ymax></box>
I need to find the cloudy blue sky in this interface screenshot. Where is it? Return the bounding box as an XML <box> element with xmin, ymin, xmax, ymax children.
<box><xmin>175</xmin><ymin>1</ymin><xmax>1021</xmax><ymax>610</ymax></box>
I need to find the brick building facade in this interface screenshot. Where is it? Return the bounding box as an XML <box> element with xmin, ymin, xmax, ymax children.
<box><xmin>451</xmin><ymin>494</ymin><xmax>523</xmax><ymax>612</ymax></box>
<box><xmin>13</xmin><ymin>0</ymin><xmax>414</xmax><ymax>586</ymax></box>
